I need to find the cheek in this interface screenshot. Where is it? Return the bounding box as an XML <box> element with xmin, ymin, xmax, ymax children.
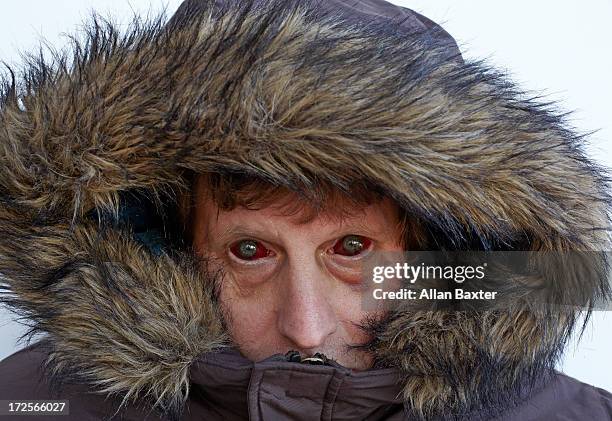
<box><xmin>303</xmin><ymin>260</ymin><xmax>376</xmax><ymax>344</ymax></box>
<box><xmin>330</xmin><ymin>287</ymin><xmax>374</xmax><ymax>342</ymax></box>
<box><xmin>218</xmin><ymin>274</ymin><xmax>280</xmax><ymax>356</ymax></box>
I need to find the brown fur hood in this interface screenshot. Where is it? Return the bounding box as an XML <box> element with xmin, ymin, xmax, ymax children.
<box><xmin>1</xmin><ymin>0</ymin><xmax>611</xmax><ymax>420</ymax></box>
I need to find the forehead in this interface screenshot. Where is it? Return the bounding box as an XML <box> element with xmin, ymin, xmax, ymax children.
<box><xmin>193</xmin><ymin>189</ymin><xmax>401</xmax><ymax>238</ymax></box>
<box><xmin>191</xmin><ymin>172</ymin><xmax>396</xmax><ymax>221</ymax></box>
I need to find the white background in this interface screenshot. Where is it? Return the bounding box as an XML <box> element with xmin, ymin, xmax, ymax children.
<box><xmin>1</xmin><ymin>0</ymin><xmax>610</xmax><ymax>390</ymax></box>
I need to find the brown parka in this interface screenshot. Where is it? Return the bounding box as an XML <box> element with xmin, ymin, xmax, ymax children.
<box><xmin>0</xmin><ymin>0</ymin><xmax>611</xmax><ymax>420</ymax></box>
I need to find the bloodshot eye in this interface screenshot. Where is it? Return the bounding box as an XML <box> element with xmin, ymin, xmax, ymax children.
<box><xmin>229</xmin><ymin>239</ymin><xmax>272</xmax><ymax>261</ymax></box>
<box><xmin>332</xmin><ymin>235</ymin><xmax>372</xmax><ymax>257</ymax></box>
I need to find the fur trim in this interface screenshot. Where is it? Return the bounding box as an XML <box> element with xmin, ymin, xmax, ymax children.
<box><xmin>1</xmin><ymin>0</ymin><xmax>610</xmax><ymax>419</ymax></box>
<box><xmin>0</xmin><ymin>218</ymin><xmax>227</xmax><ymax>419</ymax></box>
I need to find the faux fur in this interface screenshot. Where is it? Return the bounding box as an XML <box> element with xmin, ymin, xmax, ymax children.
<box><xmin>1</xmin><ymin>0</ymin><xmax>610</xmax><ymax>420</ymax></box>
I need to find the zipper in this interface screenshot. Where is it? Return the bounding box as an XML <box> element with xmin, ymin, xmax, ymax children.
<box><xmin>284</xmin><ymin>350</ymin><xmax>332</xmax><ymax>366</ymax></box>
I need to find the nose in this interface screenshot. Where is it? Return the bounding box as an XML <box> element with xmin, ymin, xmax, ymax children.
<box><xmin>276</xmin><ymin>262</ymin><xmax>337</xmax><ymax>351</ymax></box>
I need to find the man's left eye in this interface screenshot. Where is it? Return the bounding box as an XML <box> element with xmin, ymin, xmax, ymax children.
<box><xmin>332</xmin><ymin>235</ymin><xmax>372</xmax><ymax>257</ymax></box>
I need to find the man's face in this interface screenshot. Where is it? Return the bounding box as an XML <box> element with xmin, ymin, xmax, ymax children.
<box><xmin>191</xmin><ymin>183</ymin><xmax>404</xmax><ymax>370</ymax></box>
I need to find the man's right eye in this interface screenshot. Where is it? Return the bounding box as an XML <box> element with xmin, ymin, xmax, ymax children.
<box><xmin>229</xmin><ymin>239</ymin><xmax>273</xmax><ymax>261</ymax></box>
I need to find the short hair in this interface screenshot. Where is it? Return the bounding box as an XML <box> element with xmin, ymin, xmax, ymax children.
<box><xmin>178</xmin><ymin>171</ymin><xmax>425</xmax><ymax>249</ymax></box>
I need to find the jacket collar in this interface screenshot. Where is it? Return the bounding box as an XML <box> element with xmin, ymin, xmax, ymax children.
<box><xmin>189</xmin><ymin>347</ymin><xmax>405</xmax><ymax>420</ymax></box>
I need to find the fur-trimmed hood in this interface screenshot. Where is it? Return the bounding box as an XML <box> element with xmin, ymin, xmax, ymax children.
<box><xmin>1</xmin><ymin>0</ymin><xmax>611</xmax><ymax>420</ymax></box>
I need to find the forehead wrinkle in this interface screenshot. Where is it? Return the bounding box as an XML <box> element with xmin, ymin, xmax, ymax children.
<box><xmin>216</xmin><ymin>215</ymin><xmax>283</xmax><ymax>242</ymax></box>
<box><xmin>332</xmin><ymin>214</ymin><xmax>387</xmax><ymax>238</ymax></box>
